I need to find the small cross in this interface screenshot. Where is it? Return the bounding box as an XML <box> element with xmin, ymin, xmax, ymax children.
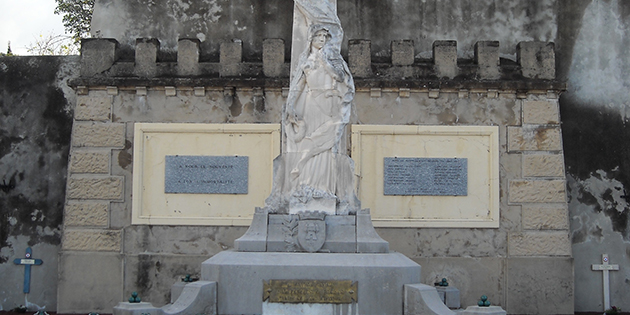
<box><xmin>13</xmin><ymin>247</ymin><xmax>43</xmax><ymax>293</ymax></box>
<box><xmin>591</xmin><ymin>254</ymin><xmax>619</xmax><ymax>310</ymax></box>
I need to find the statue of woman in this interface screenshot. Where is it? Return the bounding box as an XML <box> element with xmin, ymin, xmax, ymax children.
<box><xmin>282</xmin><ymin>24</ymin><xmax>355</xmax><ymax>207</ymax></box>
<box><xmin>263</xmin><ymin>1</ymin><xmax>358</xmax><ymax>214</ymax></box>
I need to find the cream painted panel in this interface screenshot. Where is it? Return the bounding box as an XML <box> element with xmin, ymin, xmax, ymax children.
<box><xmin>132</xmin><ymin>123</ymin><xmax>280</xmax><ymax>226</ymax></box>
<box><xmin>352</xmin><ymin>125</ymin><xmax>499</xmax><ymax>228</ymax></box>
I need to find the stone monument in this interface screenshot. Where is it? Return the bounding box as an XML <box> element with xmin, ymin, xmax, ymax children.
<box><xmin>234</xmin><ymin>0</ymin><xmax>387</xmax><ymax>255</ymax></box>
<box><xmin>197</xmin><ymin>2</ymin><xmax>432</xmax><ymax>314</ymax></box>
<box><xmin>111</xmin><ymin>1</ymin><xmax>472</xmax><ymax>314</ymax></box>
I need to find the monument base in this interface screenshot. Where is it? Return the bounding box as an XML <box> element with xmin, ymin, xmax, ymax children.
<box><xmin>201</xmin><ymin>251</ymin><xmax>421</xmax><ymax>315</ymax></box>
<box><xmin>234</xmin><ymin>208</ymin><xmax>389</xmax><ymax>253</ymax></box>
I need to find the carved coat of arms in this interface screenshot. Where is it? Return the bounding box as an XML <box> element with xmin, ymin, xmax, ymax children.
<box><xmin>297</xmin><ymin>211</ymin><xmax>327</xmax><ymax>252</ymax></box>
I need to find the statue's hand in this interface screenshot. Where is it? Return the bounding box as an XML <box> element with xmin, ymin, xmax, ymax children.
<box><xmin>285</xmin><ymin>106</ymin><xmax>295</xmax><ymax>120</ymax></box>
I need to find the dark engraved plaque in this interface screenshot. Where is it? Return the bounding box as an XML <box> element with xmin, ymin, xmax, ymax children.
<box><xmin>384</xmin><ymin>157</ymin><xmax>467</xmax><ymax>196</ymax></box>
<box><xmin>263</xmin><ymin>280</ymin><xmax>358</xmax><ymax>304</ymax></box>
<box><xmin>165</xmin><ymin>155</ymin><xmax>248</xmax><ymax>194</ymax></box>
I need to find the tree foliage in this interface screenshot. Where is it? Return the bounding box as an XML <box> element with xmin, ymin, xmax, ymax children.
<box><xmin>26</xmin><ymin>33</ymin><xmax>80</xmax><ymax>56</ymax></box>
<box><xmin>54</xmin><ymin>0</ymin><xmax>95</xmax><ymax>42</ymax></box>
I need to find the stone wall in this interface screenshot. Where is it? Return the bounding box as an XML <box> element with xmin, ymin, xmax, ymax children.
<box><xmin>88</xmin><ymin>0</ymin><xmax>630</xmax><ymax>312</ymax></box>
<box><xmin>0</xmin><ymin>56</ymin><xmax>79</xmax><ymax>311</ymax></box>
<box><xmin>2</xmin><ymin>0</ymin><xmax>629</xmax><ymax>314</ymax></box>
<box><xmin>557</xmin><ymin>0</ymin><xmax>630</xmax><ymax>312</ymax></box>
<box><xmin>56</xmin><ymin>34</ymin><xmax>573</xmax><ymax>314</ymax></box>
<box><xmin>90</xmin><ymin>0</ymin><xmax>557</xmax><ymax>61</ymax></box>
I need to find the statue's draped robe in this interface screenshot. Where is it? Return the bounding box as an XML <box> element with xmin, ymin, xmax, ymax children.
<box><xmin>265</xmin><ymin>0</ymin><xmax>358</xmax><ymax>214</ymax></box>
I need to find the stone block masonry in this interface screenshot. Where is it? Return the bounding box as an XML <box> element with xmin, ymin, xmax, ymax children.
<box><xmin>523</xmin><ymin>100</ymin><xmax>560</xmax><ymax>124</ymax></box>
<box><xmin>263</xmin><ymin>39</ymin><xmax>285</xmax><ymax>78</ymax></box>
<box><xmin>391</xmin><ymin>40</ymin><xmax>414</xmax><ymax>66</ymax></box>
<box><xmin>508</xmin><ymin>232</ymin><xmax>571</xmax><ymax>256</ymax></box>
<box><xmin>77</xmin><ymin>38</ymin><xmax>562</xmax><ymax>84</ymax></box>
<box><xmin>505</xmin><ymin>96</ymin><xmax>570</xmax><ymax>264</ymax></box>
<box><xmin>63</xmin><ymin>229</ymin><xmax>122</xmax><ymax>252</ymax></box>
<box><xmin>178</xmin><ymin>39</ymin><xmax>201</xmax><ymax>76</ymax></box>
<box><xmin>72</xmin><ymin>122</ymin><xmax>126</xmax><ymax>148</ymax></box>
<box><xmin>69</xmin><ymin>150</ymin><xmax>111</xmax><ymax>174</ymax></box>
<box><xmin>64</xmin><ymin>202</ymin><xmax>109</xmax><ymax>227</ymax></box>
<box><xmin>59</xmin><ymin>84</ymin><xmax>126</xmax><ymax>313</ymax></box>
<box><xmin>508</xmin><ymin>180</ymin><xmax>566</xmax><ymax>203</ymax></box>
<box><xmin>522</xmin><ymin>154</ymin><xmax>564</xmax><ymax>177</ymax></box>
<box><xmin>475</xmin><ymin>41</ymin><xmax>500</xmax><ymax>80</ymax></box>
<box><xmin>220</xmin><ymin>41</ymin><xmax>243</xmax><ymax>77</ymax></box>
<box><xmin>433</xmin><ymin>41</ymin><xmax>458</xmax><ymax>79</ymax></box>
<box><xmin>522</xmin><ymin>205</ymin><xmax>569</xmax><ymax>230</ymax></box>
<box><xmin>507</xmin><ymin>126</ymin><xmax>562</xmax><ymax>151</ymax></box>
<box><xmin>135</xmin><ymin>38</ymin><xmax>160</xmax><ymax>77</ymax></box>
<box><xmin>75</xmin><ymin>95</ymin><xmax>112</xmax><ymax>121</ymax></box>
<box><xmin>59</xmin><ymin>33</ymin><xmax>570</xmax><ymax>314</ymax></box>
<box><xmin>517</xmin><ymin>42</ymin><xmax>555</xmax><ymax>80</ymax></box>
<box><xmin>67</xmin><ymin>176</ymin><xmax>124</xmax><ymax>200</ymax></box>
<box><xmin>349</xmin><ymin>40</ymin><xmax>372</xmax><ymax>77</ymax></box>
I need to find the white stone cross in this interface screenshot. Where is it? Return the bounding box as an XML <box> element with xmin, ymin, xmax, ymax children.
<box><xmin>591</xmin><ymin>254</ymin><xmax>619</xmax><ymax>310</ymax></box>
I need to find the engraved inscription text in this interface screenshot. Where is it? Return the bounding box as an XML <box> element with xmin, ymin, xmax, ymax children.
<box><xmin>165</xmin><ymin>155</ymin><xmax>248</xmax><ymax>194</ymax></box>
<box><xmin>384</xmin><ymin>157</ymin><xmax>467</xmax><ymax>196</ymax></box>
<box><xmin>263</xmin><ymin>280</ymin><xmax>358</xmax><ymax>304</ymax></box>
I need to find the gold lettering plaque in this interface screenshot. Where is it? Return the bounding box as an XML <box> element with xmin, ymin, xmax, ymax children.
<box><xmin>263</xmin><ymin>280</ymin><xmax>358</xmax><ymax>304</ymax></box>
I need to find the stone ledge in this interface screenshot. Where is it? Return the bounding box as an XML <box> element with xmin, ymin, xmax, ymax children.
<box><xmin>62</xmin><ymin>229</ymin><xmax>122</xmax><ymax>252</ymax></box>
<box><xmin>69</xmin><ymin>76</ymin><xmax>567</xmax><ymax>92</ymax></box>
<box><xmin>72</xmin><ymin>122</ymin><xmax>126</xmax><ymax>148</ymax></box>
<box><xmin>65</xmin><ymin>202</ymin><xmax>109</xmax><ymax>227</ymax></box>
<box><xmin>67</xmin><ymin>175</ymin><xmax>124</xmax><ymax>200</ymax></box>
<box><xmin>508</xmin><ymin>180</ymin><xmax>566</xmax><ymax>203</ymax></box>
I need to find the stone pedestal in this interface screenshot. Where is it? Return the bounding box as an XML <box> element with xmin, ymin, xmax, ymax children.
<box><xmin>201</xmin><ymin>251</ymin><xmax>421</xmax><ymax>315</ymax></box>
<box><xmin>113</xmin><ymin>302</ymin><xmax>162</xmax><ymax>315</ymax></box>
<box><xmin>436</xmin><ymin>286</ymin><xmax>461</xmax><ymax>309</ymax></box>
<box><xmin>460</xmin><ymin>306</ymin><xmax>507</xmax><ymax>315</ymax></box>
<box><xmin>404</xmin><ymin>284</ymin><xmax>456</xmax><ymax>315</ymax></box>
<box><xmin>235</xmin><ymin>208</ymin><xmax>389</xmax><ymax>253</ymax></box>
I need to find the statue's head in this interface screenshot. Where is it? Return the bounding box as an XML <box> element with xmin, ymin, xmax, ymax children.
<box><xmin>309</xmin><ymin>25</ymin><xmax>331</xmax><ymax>50</ymax></box>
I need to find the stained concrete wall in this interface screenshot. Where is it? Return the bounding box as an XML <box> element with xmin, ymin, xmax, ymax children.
<box><xmin>557</xmin><ymin>0</ymin><xmax>630</xmax><ymax>312</ymax></box>
<box><xmin>0</xmin><ymin>56</ymin><xmax>79</xmax><ymax>311</ymax></box>
<box><xmin>60</xmin><ymin>83</ymin><xmax>571</xmax><ymax>314</ymax></box>
<box><xmin>91</xmin><ymin>0</ymin><xmax>557</xmax><ymax>61</ymax></box>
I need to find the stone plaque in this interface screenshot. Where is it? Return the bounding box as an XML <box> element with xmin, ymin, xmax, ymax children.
<box><xmin>384</xmin><ymin>157</ymin><xmax>467</xmax><ymax>196</ymax></box>
<box><xmin>165</xmin><ymin>155</ymin><xmax>248</xmax><ymax>194</ymax></box>
<box><xmin>263</xmin><ymin>280</ymin><xmax>358</xmax><ymax>304</ymax></box>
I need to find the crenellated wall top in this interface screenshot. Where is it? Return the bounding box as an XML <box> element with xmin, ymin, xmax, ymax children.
<box><xmin>76</xmin><ymin>38</ymin><xmax>562</xmax><ymax>91</ymax></box>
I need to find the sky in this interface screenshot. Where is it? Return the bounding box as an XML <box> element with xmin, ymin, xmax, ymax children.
<box><xmin>0</xmin><ymin>0</ymin><xmax>67</xmax><ymax>55</ymax></box>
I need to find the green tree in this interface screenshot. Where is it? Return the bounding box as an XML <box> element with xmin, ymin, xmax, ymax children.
<box><xmin>54</xmin><ymin>0</ymin><xmax>95</xmax><ymax>43</ymax></box>
<box><xmin>26</xmin><ymin>33</ymin><xmax>79</xmax><ymax>55</ymax></box>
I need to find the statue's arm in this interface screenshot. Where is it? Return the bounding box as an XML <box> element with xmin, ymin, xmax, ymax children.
<box><xmin>286</xmin><ymin>73</ymin><xmax>306</xmax><ymax>119</ymax></box>
<box><xmin>324</xmin><ymin>58</ymin><xmax>347</xmax><ymax>82</ymax></box>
